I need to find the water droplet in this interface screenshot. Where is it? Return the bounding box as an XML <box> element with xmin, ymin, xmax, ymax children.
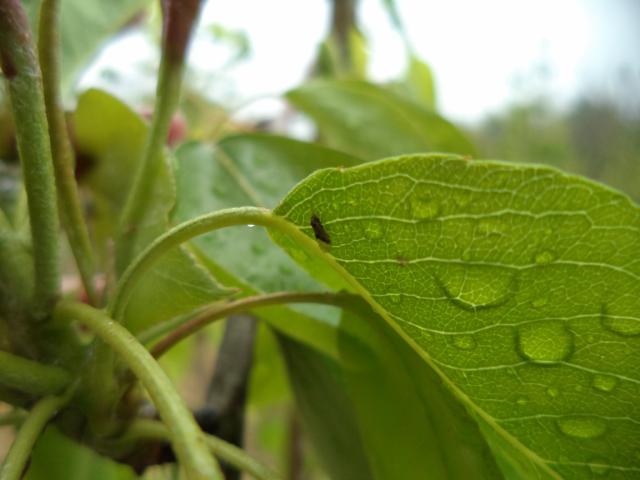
<box><xmin>601</xmin><ymin>310</ymin><xmax>640</xmax><ymax>336</ymax></box>
<box><xmin>546</xmin><ymin>387</ymin><xmax>559</xmax><ymax>398</ymax></box>
<box><xmin>532</xmin><ymin>297</ymin><xmax>548</xmax><ymax>308</ymax></box>
<box><xmin>438</xmin><ymin>265</ymin><xmax>515</xmax><ymax>310</ymax></box>
<box><xmin>411</xmin><ymin>196</ymin><xmax>439</xmax><ymax>220</ymax></box>
<box><xmin>534</xmin><ymin>250</ymin><xmax>555</xmax><ymax>265</ymax></box>
<box><xmin>247</xmin><ymin>224</ymin><xmax>256</xmax><ymax>228</ymax></box>
<box><xmin>592</xmin><ymin>375</ymin><xmax>617</xmax><ymax>393</ymax></box>
<box><xmin>588</xmin><ymin>459</ymin><xmax>610</xmax><ymax>476</ymax></box>
<box><xmin>557</xmin><ymin>417</ymin><xmax>607</xmax><ymax>439</ymax></box>
<box><xmin>451</xmin><ymin>334</ymin><xmax>477</xmax><ymax>350</ymax></box>
<box><xmin>517</xmin><ymin>321</ymin><xmax>574</xmax><ymax>364</ymax></box>
<box><xmin>364</xmin><ymin>222</ymin><xmax>383</xmax><ymax>240</ymax></box>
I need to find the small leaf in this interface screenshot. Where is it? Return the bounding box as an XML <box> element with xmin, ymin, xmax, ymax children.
<box><xmin>287</xmin><ymin>79</ymin><xmax>475</xmax><ymax>159</ymax></box>
<box><xmin>273</xmin><ymin>154</ymin><xmax>640</xmax><ymax>478</ymax></box>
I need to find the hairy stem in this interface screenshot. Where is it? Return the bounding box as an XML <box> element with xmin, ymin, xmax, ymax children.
<box><xmin>110</xmin><ymin>207</ymin><xmax>330</xmax><ymax>321</ymax></box>
<box><xmin>54</xmin><ymin>301</ymin><xmax>222</xmax><ymax>480</ymax></box>
<box><xmin>0</xmin><ymin>0</ymin><xmax>61</xmax><ymax>316</ymax></box>
<box><xmin>146</xmin><ymin>291</ymin><xmax>354</xmax><ymax>358</ymax></box>
<box><xmin>38</xmin><ymin>0</ymin><xmax>98</xmax><ymax>305</ymax></box>
<box><xmin>0</xmin><ymin>384</ymin><xmax>75</xmax><ymax>480</ymax></box>
<box><xmin>122</xmin><ymin>419</ymin><xmax>282</xmax><ymax>480</ymax></box>
<box><xmin>0</xmin><ymin>350</ymin><xmax>71</xmax><ymax>397</ymax></box>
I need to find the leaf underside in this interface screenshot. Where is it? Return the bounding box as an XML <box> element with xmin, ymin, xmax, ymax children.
<box><xmin>273</xmin><ymin>154</ymin><xmax>640</xmax><ymax>479</ymax></box>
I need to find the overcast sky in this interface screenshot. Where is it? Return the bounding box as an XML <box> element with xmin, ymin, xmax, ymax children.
<box><xmin>81</xmin><ymin>0</ymin><xmax>640</xmax><ymax>123</ymax></box>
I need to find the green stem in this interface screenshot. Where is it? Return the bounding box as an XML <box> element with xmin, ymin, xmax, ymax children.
<box><xmin>146</xmin><ymin>291</ymin><xmax>354</xmax><ymax>358</ymax></box>
<box><xmin>0</xmin><ymin>350</ymin><xmax>71</xmax><ymax>397</ymax></box>
<box><xmin>0</xmin><ymin>384</ymin><xmax>75</xmax><ymax>480</ymax></box>
<box><xmin>38</xmin><ymin>0</ymin><xmax>98</xmax><ymax>305</ymax></box>
<box><xmin>0</xmin><ymin>0</ymin><xmax>61</xmax><ymax>316</ymax></box>
<box><xmin>110</xmin><ymin>207</ymin><xmax>328</xmax><ymax>321</ymax></box>
<box><xmin>54</xmin><ymin>301</ymin><xmax>222</xmax><ymax>480</ymax></box>
<box><xmin>116</xmin><ymin>0</ymin><xmax>203</xmax><ymax>273</ymax></box>
<box><xmin>120</xmin><ymin>419</ymin><xmax>282</xmax><ymax>480</ymax></box>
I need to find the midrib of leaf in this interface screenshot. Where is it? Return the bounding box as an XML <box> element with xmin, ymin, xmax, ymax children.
<box><xmin>272</xmin><ymin>154</ymin><xmax>640</xmax><ymax>479</ymax></box>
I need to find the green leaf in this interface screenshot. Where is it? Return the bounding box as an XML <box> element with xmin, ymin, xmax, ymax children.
<box><xmin>73</xmin><ymin>89</ymin><xmax>229</xmax><ymax>332</ymax></box>
<box><xmin>278</xmin><ymin>298</ymin><xmax>502</xmax><ymax>479</ymax></box>
<box><xmin>25</xmin><ymin>427</ymin><xmax>135</xmax><ymax>480</ymax></box>
<box><xmin>287</xmin><ymin>79</ymin><xmax>475</xmax><ymax>160</ymax></box>
<box><xmin>273</xmin><ymin>154</ymin><xmax>640</xmax><ymax>479</ymax></box>
<box><xmin>393</xmin><ymin>54</ymin><xmax>437</xmax><ymax>111</ymax></box>
<box><xmin>172</xmin><ymin>134</ymin><xmax>360</xmax><ymax>327</ymax></box>
<box><xmin>23</xmin><ymin>0</ymin><xmax>150</xmax><ymax>93</ymax></box>
<box><xmin>276</xmin><ymin>333</ymin><xmax>373</xmax><ymax>480</ymax></box>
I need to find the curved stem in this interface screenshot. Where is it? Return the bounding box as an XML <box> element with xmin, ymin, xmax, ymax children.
<box><xmin>0</xmin><ymin>0</ymin><xmax>61</xmax><ymax>316</ymax></box>
<box><xmin>121</xmin><ymin>419</ymin><xmax>282</xmax><ymax>480</ymax></box>
<box><xmin>0</xmin><ymin>350</ymin><xmax>71</xmax><ymax>397</ymax></box>
<box><xmin>0</xmin><ymin>383</ymin><xmax>75</xmax><ymax>480</ymax></box>
<box><xmin>54</xmin><ymin>301</ymin><xmax>222</xmax><ymax>480</ymax></box>
<box><xmin>38</xmin><ymin>0</ymin><xmax>98</xmax><ymax>305</ymax></box>
<box><xmin>147</xmin><ymin>291</ymin><xmax>355</xmax><ymax>358</ymax></box>
<box><xmin>110</xmin><ymin>207</ymin><xmax>328</xmax><ymax>322</ymax></box>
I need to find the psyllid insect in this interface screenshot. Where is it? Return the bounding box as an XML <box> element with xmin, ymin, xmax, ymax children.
<box><xmin>310</xmin><ymin>214</ymin><xmax>331</xmax><ymax>244</ymax></box>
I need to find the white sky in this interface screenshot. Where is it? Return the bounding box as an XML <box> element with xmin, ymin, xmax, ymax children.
<box><xmin>80</xmin><ymin>0</ymin><xmax>640</xmax><ymax>123</ymax></box>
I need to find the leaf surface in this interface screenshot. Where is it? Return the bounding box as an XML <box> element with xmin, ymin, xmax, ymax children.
<box><xmin>73</xmin><ymin>89</ymin><xmax>229</xmax><ymax>331</ymax></box>
<box><xmin>273</xmin><ymin>154</ymin><xmax>640</xmax><ymax>479</ymax></box>
<box><xmin>287</xmin><ymin>79</ymin><xmax>475</xmax><ymax>159</ymax></box>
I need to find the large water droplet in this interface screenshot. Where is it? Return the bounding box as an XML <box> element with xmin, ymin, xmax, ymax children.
<box><xmin>451</xmin><ymin>334</ymin><xmax>477</xmax><ymax>350</ymax></box>
<box><xmin>601</xmin><ymin>310</ymin><xmax>640</xmax><ymax>337</ymax></box>
<box><xmin>411</xmin><ymin>196</ymin><xmax>439</xmax><ymax>220</ymax></box>
<box><xmin>364</xmin><ymin>221</ymin><xmax>383</xmax><ymax>240</ymax></box>
<box><xmin>517</xmin><ymin>321</ymin><xmax>574</xmax><ymax>364</ymax></box>
<box><xmin>438</xmin><ymin>265</ymin><xmax>515</xmax><ymax>310</ymax></box>
<box><xmin>534</xmin><ymin>250</ymin><xmax>556</xmax><ymax>265</ymax></box>
<box><xmin>592</xmin><ymin>375</ymin><xmax>617</xmax><ymax>393</ymax></box>
<box><xmin>557</xmin><ymin>417</ymin><xmax>607</xmax><ymax>439</ymax></box>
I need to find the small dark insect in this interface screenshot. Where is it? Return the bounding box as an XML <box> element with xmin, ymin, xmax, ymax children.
<box><xmin>311</xmin><ymin>214</ymin><xmax>331</xmax><ymax>244</ymax></box>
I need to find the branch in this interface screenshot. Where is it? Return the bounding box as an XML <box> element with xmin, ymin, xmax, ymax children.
<box><xmin>147</xmin><ymin>291</ymin><xmax>355</xmax><ymax>358</ymax></box>
<box><xmin>54</xmin><ymin>301</ymin><xmax>223</xmax><ymax>480</ymax></box>
<box><xmin>0</xmin><ymin>0</ymin><xmax>61</xmax><ymax>316</ymax></box>
<box><xmin>38</xmin><ymin>0</ymin><xmax>98</xmax><ymax>305</ymax></box>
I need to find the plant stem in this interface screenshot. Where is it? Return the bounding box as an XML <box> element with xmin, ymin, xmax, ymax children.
<box><xmin>0</xmin><ymin>383</ymin><xmax>75</xmax><ymax>480</ymax></box>
<box><xmin>54</xmin><ymin>301</ymin><xmax>223</xmax><ymax>480</ymax></box>
<box><xmin>110</xmin><ymin>207</ymin><xmax>331</xmax><ymax>321</ymax></box>
<box><xmin>121</xmin><ymin>419</ymin><xmax>282</xmax><ymax>480</ymax></box>
<box><xmin>147</xmin><ymin>291</ymin><xmax>355</xmax><ymax>358</ymax></box>
<box><xmin>116</xmin><ymin>0</ymin><xmax>203</xmax><ymax>273</ymax></box>
<box><xmin>0</xmin><ymin>350</ymin><xmax>71</xmax><ymax>397</ymax></box>
<box><xmin>38</xmin><ymin>0</ymin><xmax>98</xmax><ymax>305</ymax></box>
<box><xmin>0</xmin><ymin>0</ymin><xmax>60</xmax><ymax>316</ymax></box>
